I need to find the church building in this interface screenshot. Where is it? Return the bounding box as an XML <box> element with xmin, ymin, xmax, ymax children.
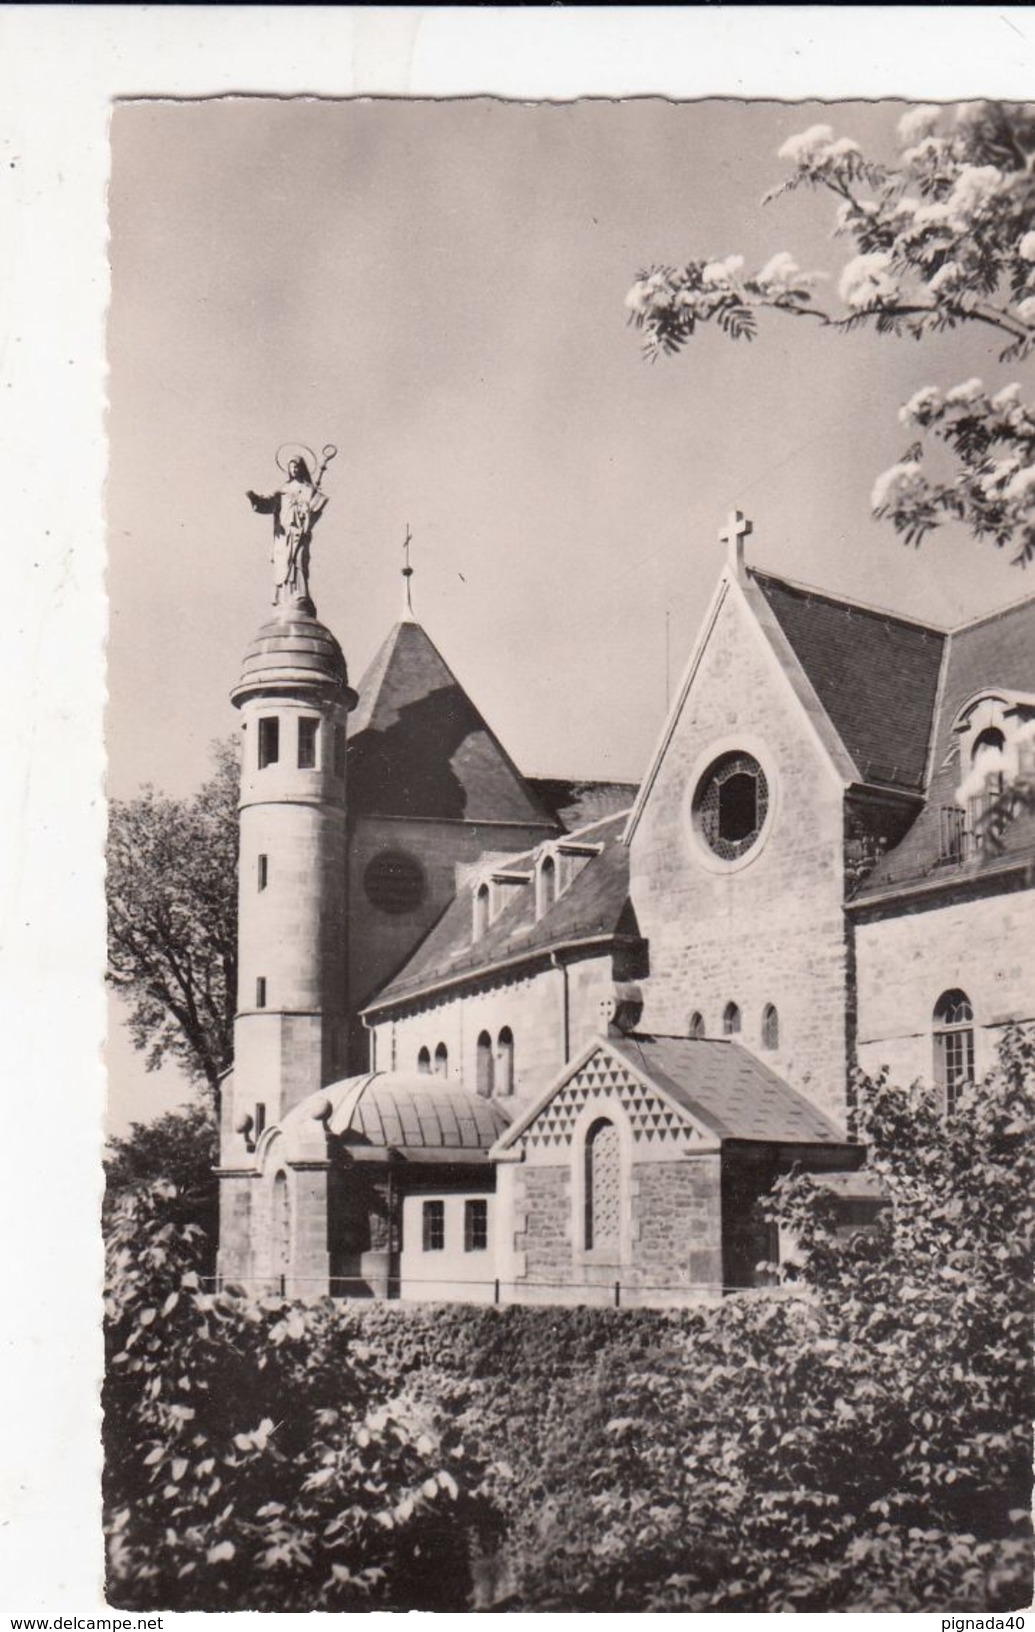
<box><xmin>216</xmin><ymin>502</ymin><xmax>1035</xmax><ymax>1307</ymax></box>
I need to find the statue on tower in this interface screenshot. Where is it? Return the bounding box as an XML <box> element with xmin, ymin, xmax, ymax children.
<box><xmin>247</xmin><ymin>443</ymin><xmax>337</xmax><ymax>608</ymax></box>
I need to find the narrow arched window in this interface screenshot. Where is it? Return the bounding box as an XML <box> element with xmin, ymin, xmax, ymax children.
<box><xmin>688</xmin><ymin>1011</ymin><xmax>705</xmax><ymax>1040</ymax></box>
<box><xmin>476</xmin><ymin>1030</ymin><xmax>494</xmax><ymax>1097</ymax></box>
<box><xmin>434</xmin><ymin>1042</ymin><xmax>449</xmax><ymax>1077</ymax></box>
<box><xmin>761</xmin><ymin>1003</ymin><xmax>779</xmax><ymax>1051</ymax></box>
<box><xmin>417</xmin><ymin>1046</ymin><xmax>431</xmax><ymax>1075</ymax></box>
<box><xmin>584</xmin><ymin>1117</ymin><xmax>621</xmax><ymax>1253</ymax></box>
<box><xmin>497</xmin><ymin>1027</ymin><xmax>514</xmax><ymax>1095</ymax></box>
<box><xmin>538</xmin><ymin>853</ymin><xmax>557</xmax><ymax>917</ymax></box>
<box><xmin>272</xmin><ymin>1171</ymin><xmax>290</xmax><ymax>1278</ymax></box>
<box><xmin>474</xmin><ymin>883</ymin><xmax>490</xmax><ymax>941</ymax></box>
<box><xmin>933</xmin><ymin>989</ymin><xmax>974</xmax><ymax>1114</ymax></box>
<box><xmin>723</xmin><ymin>1001</ymin><xmax>741</xmax><ymax>1037</ymax></box>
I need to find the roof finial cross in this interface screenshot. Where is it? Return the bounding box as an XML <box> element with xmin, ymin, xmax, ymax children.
<box><xmin>402</xmin><ymin>523</ymin><xmax>414</xmax><ymax>618</ymax></box>
<box><xmin>720</xmin><ymin>508</ymin><xmax>753</xmax><ymax>577</ymax></box>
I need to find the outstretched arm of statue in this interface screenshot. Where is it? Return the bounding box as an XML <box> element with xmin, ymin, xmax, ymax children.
<box><xmin>247</xmin><ymin>490</ymin><xmax>278</xmax><ymax>514</ymax></box>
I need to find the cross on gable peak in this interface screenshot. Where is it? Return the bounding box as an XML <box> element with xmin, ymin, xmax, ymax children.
<box><xmin>401</xmin><ymin>523</ymin><xmax>415</xmax><ymax>618</ymax></box>
<box><xmin>719</xmin><ymin>508</ymin><xmax>753</xmax><ymax>576</ymax></box>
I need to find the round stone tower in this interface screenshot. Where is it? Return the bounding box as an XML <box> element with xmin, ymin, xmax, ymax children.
<box><xmin>226</xmin><ymin>605</ymin><xmax>358</xmax><ymax>1153</ymax></box>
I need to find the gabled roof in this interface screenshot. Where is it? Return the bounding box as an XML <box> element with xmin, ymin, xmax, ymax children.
<box><xmin>348</xmin><ymin>620</ymin><xmax>557</xmax><ymax>827</ymax></box>
<box><xmin>611</xmin><ymin>1034</ymin><xmax>848</xmax><ymax>1144</ymax></box>
<box><xmin>364</xmin><ymin>810</ymin><xmax>638</xmax><ymax>1013</ymax></box>
<box><xmin>751</xmin><ymin>571</ymin><xmax>945</xmax><ymax>793</ymax></box>
<box><xmin>853</xmin><ymin>592</ymin><xmax>1035</xmax><ymax>899</ymax></box>
<box><xmin>493</xmin><ymin>1032</ymin><xmax>852</xmax><ymax>1152</ymax></box>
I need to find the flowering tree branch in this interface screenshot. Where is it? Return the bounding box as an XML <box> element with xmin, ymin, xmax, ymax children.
<box><xmin>626</xmin><ymin>101</ymin><xmax>1035</xmax><ymax>564</ymax></box>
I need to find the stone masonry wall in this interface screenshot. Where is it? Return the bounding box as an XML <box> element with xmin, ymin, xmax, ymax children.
<box><xmin>854</xmin><ymin>882</ymin><xmax>1035</xmax><ymax>1089</ymax></box>
<box><xmin>511</xmin><ymin>1164</ymin><xmax>572</xmax><ymax>1286</ymax></box>
<box><xmin>371</xmin><ymin>950</ymin><xmax>616</xmax><ymax>1106</ymax></box>
<box><xmin>631</xmin><ymin>1156</ymin><xmax>723</xmax><ymax>1294</ymax></box>
<box><xmin>630</xmin><ymin>579</ymin><xmax>850</xmax><ymax>1124</ymax></box>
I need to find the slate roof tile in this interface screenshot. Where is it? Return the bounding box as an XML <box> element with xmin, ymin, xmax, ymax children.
<box><xmin>366</xmin><ymin>810</ymin><xmax>637</xmax><ymax>1010</ymax></box>
<box><xmin>854</xmin><ymin>595</ymin><xmax>1035</xmax><ymax>897</ymax></box>
<box><xmin>753</xmin><ymin>571</ymin><xmax>945</xmax><ymax>791</ymax></box>
<box><xmin>608</xmin><ymin>1034</ymin><xmax>850</xmax><ymax>1145</ymax></box>
<box><xmin>348</xmin><ymin>620</ymin><xmax>557</xmax><ymax>827</ymax></box>
<box><xmin>527</xmin><ymin>776</ymin><xmax>641</xmax><ymax>832</ymax></box>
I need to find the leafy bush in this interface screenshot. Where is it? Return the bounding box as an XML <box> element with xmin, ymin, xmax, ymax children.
<box><xmin>103</xmin><ymin>1182</ymin><xmax>497</xmax><ymax>1611</ymax></box>
<box><xmin>104</xmin><ymin>1031</ymin><xmax>1034</xmax><ymax>1612</ymax></box>
<box><xmin>481</xmin><ymin>1031</ymin><xmax>1035</xmax><ymax>1612</ymax></box>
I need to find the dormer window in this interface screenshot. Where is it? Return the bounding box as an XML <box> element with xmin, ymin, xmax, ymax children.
<box><xmin>536</xmin><ymin>852</ymin><xmax>557</xmax><ymax>918</ymax></box>
<box><xmin>470</xmin><ymin>866</ymin><xmax>532</xmax><ymax>941</ymax></box>
<box><xmin>954</xmin><ymin>692</ymin><xmax>1035</xmax><ymax>856</ymax></box>
<box><xmin>473</xmin><ymin>883</ymin><xmax>490</xmax><ymax>941</ymax></box>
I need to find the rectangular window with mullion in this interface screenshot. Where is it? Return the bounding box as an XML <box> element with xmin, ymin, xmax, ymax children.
<box><xmin>422</xmin><ymin>1199</ymin><xmax>445</xmax><ymax>1251</ymax></box>
<box><xmin>464</xmin><ymin>1198</ymin><xmax>488</xmax><ymax>1252</ymax></box>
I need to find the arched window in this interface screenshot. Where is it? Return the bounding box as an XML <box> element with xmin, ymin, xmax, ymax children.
<box><xmin>723</xmin><ymin>1001</ymin><xmax>741</xmax><ymax>1037</ymax></box>
<box><xmin>272</xmin><ymin>1171</ymin><xmax>290</xmax><ymax>1280</ymax></box>
<box><xmin>761</xmin><ymin>1003</ymin><xmax>779</xmax><ymax>1050</ymax></box>
<box><xmin>473</xmin><ymin>883</ymin><xmax>490</xmax><ymax>941</ymax></box>
<box><xmin>584</xmin><ymin>1118</ymin><xmax>621</xmax><ymax>1253</ymax></box>
<box><xmin>476</xmin><ymin>1031</ymin><xmax>494</xmax><ymax>1097</ymax></box>
<box><xmin>933</xmin><ymin>989</ymin><xmax>974</xmax><ymax>1114</ymax></box>
<box><xmin>537</xmin><ymin>853</ymin><xmax>557</xmax><ymax>917</ymax></box>
<box><xmin>417</xmin><ymin>1046</ymin><xmax>431</xmax><ymax>1075</ymax></box>
<box><xmin>497</xmin><ymin>1027</ymin><xmax>515</xmax><ymax>1096</ymax></box>
<box><xmin>434</xmin><ymin>1042</ymin><xmax>449</xmax><ymax>1077</ymax></box>
<box><xmin>688</xmin><ymin>1011</ymin><xmax>705</xmax><ymax>1040</ymax></box>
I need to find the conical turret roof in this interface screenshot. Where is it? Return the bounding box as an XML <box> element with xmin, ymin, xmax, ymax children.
<box><xmin>348</xmin><ymin>619</ymin><xmax>556</xmax><ymax>826</ymax></box>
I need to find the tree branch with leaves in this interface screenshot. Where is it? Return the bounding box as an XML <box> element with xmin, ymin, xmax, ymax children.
<box><xmin>626</xmin><ymin>100</ymin><xmax>1035</xmax><ymax>564</ymax></box>
<box><xmin>107</xmin><ymin>740</ymin><xmax>239</xmax><ymax>1102</ymax></box>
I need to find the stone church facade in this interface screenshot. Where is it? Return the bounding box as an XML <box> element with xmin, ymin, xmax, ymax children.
<box><xmin>216</xmin><ymin>516</ymin><xmax>1035</xmax><ymax>1307</ymax></box>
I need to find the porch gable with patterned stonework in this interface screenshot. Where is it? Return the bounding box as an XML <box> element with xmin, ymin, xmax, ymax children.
<box><xmin>510</xmin><ymin>1042</ymin><xmax>719</xmax><ymax>1165</ymax></box>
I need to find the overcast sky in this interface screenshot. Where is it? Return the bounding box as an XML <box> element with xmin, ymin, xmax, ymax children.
<box><xmin>107</xmin><ymin>96</ymin><xmax>1029</xmax><ymax>812</ymax></box>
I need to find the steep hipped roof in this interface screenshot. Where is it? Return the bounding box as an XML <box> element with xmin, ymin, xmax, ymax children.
<box><xmin>348</xmin><ymin>620</ymin><xmax>557</xmax><ymax>827</ymax></box>
<box><xmin>494</xmin><ymin>1033</ymin><xmax>852</xmax><ymax>1152</ymax></box>
<box><xmin>752</xmin><ymin>571</ymin><xmax>945</xmax><ymax>792</ymax></box>
<box><xmin>365</xmin><ymin>810</ymin><xmax>638</xmax><ymax>1013</ymax></box>
<box><xmin>854</xmin><ymin>594</ymin><xmax>1035</xmax><ymax>899</ymax></box>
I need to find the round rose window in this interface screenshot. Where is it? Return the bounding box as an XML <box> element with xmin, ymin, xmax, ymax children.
<box><xmin>693</xmin><ymin>752</ymin><xmax>769</xmax><ymax>861</ymax></box>
<box><xmin>363</xmin><ymin>850</ymin><xmax>427</xmax><ymax>914</ymax></box>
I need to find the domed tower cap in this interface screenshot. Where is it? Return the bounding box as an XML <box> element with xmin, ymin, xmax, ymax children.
<box><xmin>231</xmin><ymin>605</ymin><xmax>357</xmax><ymax>709</ymax></box>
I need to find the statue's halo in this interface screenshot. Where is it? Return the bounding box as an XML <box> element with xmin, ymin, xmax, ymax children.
<box><xmin>276</xmin><ymin>443</ymin><xmax>318</xmax><ymax>480</ymax></box>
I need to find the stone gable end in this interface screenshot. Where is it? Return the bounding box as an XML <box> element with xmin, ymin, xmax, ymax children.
<box><xmin>516</xmin><ymin>1044</ymin><xmax>712</xmax><ymax>1163</ymax></box>
<box><xmin>629</xmin><ymin>579</ymin><xmax>850</xmax><ymax>1120</ymax></box>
